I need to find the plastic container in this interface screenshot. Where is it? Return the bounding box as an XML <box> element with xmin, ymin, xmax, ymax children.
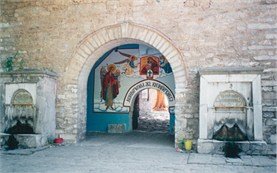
<box><xmin>184</xmin><ymin>140</ymin><xmax>192</xmax><ymax>151</ymax></box>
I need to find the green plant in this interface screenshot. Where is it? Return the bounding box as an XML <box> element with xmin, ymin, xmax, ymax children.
<box><xmin>1</xmin><ymin>51</ymin><xmax>19</xmax><ymax>72</ymax></box>
<box><xmin>177</xmin><ymin>139</ymin><xmax>184</xmax><ymax>150</ymax></box>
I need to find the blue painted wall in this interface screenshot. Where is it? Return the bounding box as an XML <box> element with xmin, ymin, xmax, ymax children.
<box><xmin>87</xmin><ymin>113</ymin><xmax>130</xmax><ymax>132</ymax></box>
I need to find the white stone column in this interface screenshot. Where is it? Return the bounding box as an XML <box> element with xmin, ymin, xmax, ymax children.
<box><xmin>199</xmin><ymin>76</ymin><xmax>208</xmax><ymax>139</ymax></box>
<box><xmin>252</xmin><ymin>75</ymin><xmax>263</xmax><ymax>140</ymax></box>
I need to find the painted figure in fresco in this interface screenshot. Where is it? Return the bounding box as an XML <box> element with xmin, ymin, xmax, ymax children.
<box><xmin>114</xmin><ymin>50</ymin><xmax>137</xmax><ymax>76</ymax></box>
<box><xmin>140</xmin><ymin>56</ymin><xmax>159</xmax><ymax>75</ymax></box>
<box><xmin>159</xmin><ymin>55</ymin><xmax>172</xmax><ymax>74</ymax></box>
<box><xmin>101</xmin><ymin>64</ymin><xmax>120</xmax><ymax>110</ymax></box>
<box><xmin>153</xmin><ymin>90</ymin><xmax>167</xmax><ymax>111</ymax></box>
<box><xmin>100</xmin><ymin>66</ymin><xmax>107</xmax><ymax>101</ymax></box>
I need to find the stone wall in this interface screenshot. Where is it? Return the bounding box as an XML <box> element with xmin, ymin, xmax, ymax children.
<box><xmin>0</xmin><ymin>0</ymin><xmax>276</xmax><ymax>153</ymax></box>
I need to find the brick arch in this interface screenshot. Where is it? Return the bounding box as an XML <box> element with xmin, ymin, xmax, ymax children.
<box><xmin>60</xmin><ymin>22</ymin><xmax>188</xmax><ymax>142</ymax></box>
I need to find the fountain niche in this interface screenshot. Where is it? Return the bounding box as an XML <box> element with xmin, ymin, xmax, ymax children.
<box><xmin>212</xmin><ymin>90</ymin><xmax>248</xmax><ymax>142</ymax></box>
<box><xmin>4</xmin><ymin>89</ymin><xmax>39</xmax><ymax>149</ymax></box>
<box><xmin>197</xmin><ymin>68</ymin><xmax>267</xmax><ymax>155</ymax></box>
<box><xmin>5</xmin><ymin>89</ymin><xmax>35</xmax><ymax>132</ymax></box>
<box><xmin>0</xmin><ymin>70</ymin><xmax>57</xmax><ymax>149</ymax></box>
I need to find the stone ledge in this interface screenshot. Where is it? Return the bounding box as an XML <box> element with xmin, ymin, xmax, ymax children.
<box><xmin>0</xmin><ymin>69</ymin><xmax>58</xmax><ymax>78</ymax></box>
<box><xmin>15</xmin><ymin>134</ymin><xmax>47</xmax><ymax>148</ymax></box>
<box><xmin>197</xmin><ymin>139</ymin><xmax>269</xmax><ymax>155</ymax></box>
<box><xmin>0</xmin><ymin>133</ymin><xmax>47</xmax><ymax>149</ymax></box>
<box><xmin>199</xmin><ymin>67</ymin><xmax>264</xmax><ymax>75</ymax></box>
<box><xmin>0</xmin><ymin>133</ymin><xmax>10</xmax><ymax>148</ymax></box>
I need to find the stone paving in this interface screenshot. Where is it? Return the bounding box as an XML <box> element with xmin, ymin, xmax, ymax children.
<box><xmin>0</xmin><ymin>132</ymin><xmax>276</xmax><ymax>173</ymax></box>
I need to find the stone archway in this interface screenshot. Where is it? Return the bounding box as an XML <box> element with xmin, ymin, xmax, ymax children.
<box><xmin>59</xmin><ymin>22</ymin><xmax>188</xmax><ymax>144</ymax></box>
<box><xmin>124</xmin><ymin>80</ymin><xmax>176</xmax><ymax>133</ymax></box>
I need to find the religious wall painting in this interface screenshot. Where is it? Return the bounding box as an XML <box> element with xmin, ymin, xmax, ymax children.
<box><xmin>139</xmin><ymin>56</ymin><xmax>160</xmax><ymax>78</ymax></box>
<box><xmin>114</xmin><ymin>49</ymin><xmax>138</xmax><ymax>76</ymax></box>
<box><xmin>94</xmin><ymin>48</ymin><xmax>140</xmax><ymax>113</ymax></box>
<box><xmin>100</xmin><ymin>64</ymin><xmax>121</xmax><ymax>111</ymax></box>
<box><xmin>159</xmin><ymin>55</ymin><xmax>173</xmax><ymax>74</ymax></box>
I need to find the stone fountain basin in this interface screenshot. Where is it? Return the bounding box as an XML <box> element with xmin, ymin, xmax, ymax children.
<box><xmin>197</xmin><ymin>139</ymin><xmax>267</xmax><ymax>155</ymax></box>
<box><xmin>0</xmin><ymin>133</ymin><xmax>47</xmax><ymax>148</ymax></box>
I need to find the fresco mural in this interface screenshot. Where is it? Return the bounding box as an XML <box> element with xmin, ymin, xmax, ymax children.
<box><xmin>100</xmin><ymin>64</ymin><xmax>121</xmax><ymax>110</ymax></box>
<box><xmin>93</xmin><ymin>44</ymin><xmax>174</xmax><ymax>113</ymax></box>
<box><xmin>114</xmin><ymin>50</ymin><xmax>138</xmax><ymax>76</ymax></box>
<box><xmin>140</xmin><ymin>56</ymin><xmax>160</xmax><ymax>77</ymax></box>
<box><xmin>160</xmin><ymin>55</ymin><xmax>173</xmax><ymax>74</ymax></box>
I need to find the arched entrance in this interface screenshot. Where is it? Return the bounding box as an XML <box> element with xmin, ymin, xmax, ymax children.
<box><xmin>125</xmin><ymin>80</ymin><xmax>175</xmax><ymax>134</ymax></box>
<box><xmin>131</xmin><ymin>88</ymin><xmax>175</xmax><ymax>134</ymax></box>
<box><xmin>60</xmin><ymin>22</ymin><xmax>188</xmax><ymax>145</ymax></box>
<box><xmin>86</xmin><ymin>44</ymin><xmax>175</xmax><ymax>135</ymax></box>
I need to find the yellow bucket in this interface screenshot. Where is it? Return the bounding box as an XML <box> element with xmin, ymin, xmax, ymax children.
<box><xmin>184</xmin><ymin>140</ymin><xmax>192</xmax><ymax>151</ymax></box>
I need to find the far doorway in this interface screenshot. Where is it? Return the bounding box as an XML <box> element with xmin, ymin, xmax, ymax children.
<box><xmin>132</xmin><ymin>89</ymin><xmax>173</xmax><ymax>133</ymax></box>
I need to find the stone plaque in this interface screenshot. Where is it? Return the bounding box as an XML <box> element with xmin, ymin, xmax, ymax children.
<box><xmin>12</xmin><ymin>89</ymin><xmax>33</xmax><ymax>105</ymax></box>
<box><xmin>214</xmin><ymin>90</ymin><xmax>245</xmax><ymax>108</ymax></box>
<box><xmin>108</xmin><ymin>124</ymin><xmax>126</xmax><ymax>133</ymax></box>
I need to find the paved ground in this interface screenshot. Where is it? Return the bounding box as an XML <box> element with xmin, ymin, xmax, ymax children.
<box><xmin>0</xmin><ymin>132</ymin><xmax>276</xmax><ymax>173</ymax></box>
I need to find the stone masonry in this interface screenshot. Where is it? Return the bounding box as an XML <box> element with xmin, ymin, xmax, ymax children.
<box><xmin>0</xmin><ymin>0</ymin><xmax>276</xmax><ymax>154</ymax></box>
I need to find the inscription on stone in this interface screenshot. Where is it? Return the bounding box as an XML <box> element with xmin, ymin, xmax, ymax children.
<box><xmin>214</xmin><ymin>90</ymin><xmax>245</xmax><ymax>108</ymax></box>
<box><xmin>124</xmin><ymin>80</ymin><xmax>174</xmax><ymax>107</ymax></box>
